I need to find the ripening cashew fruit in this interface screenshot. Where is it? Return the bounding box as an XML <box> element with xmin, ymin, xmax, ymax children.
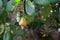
<box><xmin>19</xmin><ymin>17</ymin><xmax>27</xmax><ymax>26</ymax></box>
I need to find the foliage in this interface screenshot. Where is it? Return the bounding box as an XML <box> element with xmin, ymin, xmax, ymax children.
<box><xmin>0</xmin><ymin>0</ymin><xmax>60</xmax><ymax>40</ymax></box>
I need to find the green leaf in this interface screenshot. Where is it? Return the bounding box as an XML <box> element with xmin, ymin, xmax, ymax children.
<box><xmin>6</xmin><ymin>1</ymin><xmax>13</xmax><ymax>12</ymax></box>
<box><xmin>0</xmin><ymin>24</ymin><xmax>4</xmax><ymax>35</ymax></box>
<box><xmin>25</xmin><ymin>0</ymin><xmax>35</xmax><ymax>16</ymax></box>
<box><xmin>6</xmin><ymin>0</ymin><xmax>20</xmax><ymax>12</ymax></box>
<box><xmin>10</xmin><ymin>25</ymin><xmax>25</xmax><ymax>36</ymax></box>
<box><xmin>3</xmin><ymin>32</ymin><xmax>11</xmax><ymax>40</ymax></box>
<box><xmin>49</xmin><ymin>0</ymin><xmax>59</xmax><ymax>3</ymax></box>
<box><xmin>40</xmin><ymin>6</ymin><xmax>51</xmax><ymax>19</ymax></box>
<box><xmin>14</xmin><ymin>30</ymin><xmax>25</xmax><ymax>36</ymax></box>
<box><xmin>51</xmin><ymin>19</ymin><xmax>58</xmax><ymax>26</ymax></box>
<box><xmin>12</xmin><ymin>0</ymin><xmax>20</xmax><ymax>6</ymax></box>
<box><xmin>34</xmin><ymin>0</ymin><xmax>50</xmax><ymax>6</ymax></box>
<box><xmin>0</xmin><ymin>0</ymin><xmax>3</xmax><ymax>8</ymax></box>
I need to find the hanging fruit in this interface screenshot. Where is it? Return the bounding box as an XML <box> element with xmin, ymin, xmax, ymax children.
<box><xmin>19</xmin><ymin>17</ymin><xmax>27</xmax><ymax>26</ymax></box>
<box><xmin>25</xmin><ymin>0</ymin><xmax>35</xmax><ymax>16</ymax></box>
<box><xmin>34</xmin><ymin>0</ymin><xmax>50</xmax><ymax>6</ymax></box>
<box><xmin>19</xmin><ymin>17</ymin><xmax>27</xmax><ymax>29</ymax></box>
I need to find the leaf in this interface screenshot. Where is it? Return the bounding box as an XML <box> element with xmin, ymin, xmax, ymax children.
<box><xmin>25</xmin><ymin>0</ymin><xmax>35</xmax><ymax>16</ymax></box>
<box><xmin>6</xmin><ymin>1</ymin><xmax>13</xmax><ymax>12</ymax></box>
<box><xmin>0</xmin><ymin>0</ymin><xmax>3</xmax><ymax>8</ymax></box>
<box><xmin>34</xmin><ymin>0</ymin><xmax>50</xmax><ymax>6</ymax></box>
<box><xmin>0</xmin><ymin>24</ymin><xmax>4</xmax><ymax>35</ymax></box>
<box><xmin>3</xmin><ymin>32</ymin><xmax>11</xmax><ymax>40</ymax></box>
<box><xmin>49</xmin><ymin>0</ymin><xmax>59</xmax><ymax>3</ymax></box>
<box><xmin>40</xmin><ymin>6</ymin><xmax>51</xmax><ymax>19</ymax></box>
<box><xmin>10</xmin><ymin>25</ymin><xmax>25</xmax><ymax>36</ymax></box>
<box><xmin>14</xmin><ymin>30</ymin><xmax>25</xmax><ymax>36</ymax></box>
<box><xmin>12</xmin><ymin>0</ymin><xmax>20</xmax><ymax>6</ymax></box>
<box><xmin>51</xmin><ymin>19</ymin><xmax>58</xmax><ymax>26</ymax></box>
<box><xmin>6</xmin><ymin>0</ymin><xmax>20</xmax><ymax>12</ymax></box>
<box><xmin>24</xmin><ymin>15</ymin><xmax>34</xmax><ymax>24</ymax></box>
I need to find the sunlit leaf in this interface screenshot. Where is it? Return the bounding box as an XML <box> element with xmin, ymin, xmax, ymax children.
<box><xmin>12</xmin><ymin>0</ymin><xmax>20</xmax><ymax>6</ymax></box>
